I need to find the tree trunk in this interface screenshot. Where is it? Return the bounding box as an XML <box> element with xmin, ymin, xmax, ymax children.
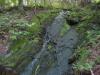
<box><xmin>79</xmin><ymin>0</ymin><xmax>91</xmax><ymax>7</ymax></box>
<box><xmin>18</xmin><ymin>0</ymin><xmax>24</xmax><ymax>11</ymax></box>
<box><xmin>0</xmin><ymin>0</ymin><xmax>5</xmax><ymax>12</ymax></box>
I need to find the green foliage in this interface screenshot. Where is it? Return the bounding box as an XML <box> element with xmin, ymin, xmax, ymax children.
<box><xmin>0</xmin><ymin>9</ymin><xmax>57</xmax><ymax>71</ymax></box>
<box><xmin>0</xmin><ymin>14</ymin><xmax>30</xmax><ymax>40</ymax></box>
<box><xmin>73</xmin><ymin>47</ymin><xmax>93</xmax><ymax>70</ymax></box>
<box><xmin>92</xmin><ymin>0</ymin><xmax>100</xmax><ymax>3</ymax></box>
<box><xmin>60</xmin><ymin>21</ymin><xmax>70</xmax><ymax>37</ymax></box>
<box><xmin>95</xmin><ymin>57</ymin><xmax>100</xmax><ymax>64</ymax></box>
<box><xmin>74</xmin><ymin>61</ymin><xmax>94</xmax><ymax>71</ymax></box>
<box><xmin>74</xmin><ymin>29</ymin><xmax>100</xmax><ymax>70</ymax></box>
<box><xmin>74</xmin><ymin>30</ymin><xmax>100</xmax><ymax>70</ymax></box>
<box><xmin>0</xmin><ymin>12</ymin><xmax>53</xmax><ymax>41</ymax></box>
<box><xmin>0</xmin><ymin>0</ymin><xmax>5</xmax><ymax>5</ymax></box>
<box><xmin>11</xmin><ymin>0</ymin><xmax>17</xmax><ymax>4</ymax></box>
<box><xmin>73</xmin><ymin>5</ymin><xmax>100</xmax><ymax>71</ymax></box>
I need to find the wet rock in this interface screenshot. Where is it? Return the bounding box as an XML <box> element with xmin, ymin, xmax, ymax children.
<box><xmin>68</xmin><ymin>54</ymin><xmax>77</xmax><ymax>64</ymax></box>
<box><xmin>66</xmin><ymin>18</ymin><xmax>79</xmax><ymax>26</ymax></box>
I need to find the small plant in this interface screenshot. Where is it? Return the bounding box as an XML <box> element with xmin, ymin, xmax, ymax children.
<box><xmin>60</xmin><ymin>21</ymin><xmax>70</xmax><ymax>37</ymax></box>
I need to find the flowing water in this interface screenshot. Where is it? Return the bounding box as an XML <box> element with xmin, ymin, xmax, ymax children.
<box><xmin>20</xmin><ymin>33</ymin><xmax>50</xmax><ymax>75</ymax></box>
<box><xmin>46</xmin><ymin>28</ymin><xmax>78</xmax><ymax>75</ymax></box>
<box><xmin>20</xmin><ymin>11</ymin><xmax>79</xmax><ymax>75</ymax></box>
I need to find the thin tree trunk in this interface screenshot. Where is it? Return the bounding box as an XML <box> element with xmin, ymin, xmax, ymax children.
<box><xmin>79</xmin><ymin>0</ymin><xmax>91</xmax><ymax>7</ymax></box>
<box><xmin>18</xmin><ymin>0</ymin><xmax>24</xmax><ymax>11</ymax></box>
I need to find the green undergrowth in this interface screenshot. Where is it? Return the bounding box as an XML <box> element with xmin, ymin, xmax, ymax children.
<box><xmin>60</xmin><ymin>21</ymin><xmax>70</xmax><ymax>37</ymax></box>
<box><xmin>73</xmin><ymin>29</ymin><xmax>100</xmax><ymax>71</ymax></box>
<box><xmin>76</xmin><ymin>10</ymin><xmax>99</xmax><ymax>71</ymax></box>
<box><xmin>0</xmin><ymin>9</ymin><xmax>57</xmax><ymax>72</ymax></box>
<box><xmin>68</xmin><ymin>4</ymin><xmax>100</xmax><ymax>71</ymax></box>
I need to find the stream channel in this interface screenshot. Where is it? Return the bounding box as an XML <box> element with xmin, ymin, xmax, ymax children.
<box><xmin>20</xmin><ymin>10</ymin><xmax>79</xmax><ymax>75</ymax></box>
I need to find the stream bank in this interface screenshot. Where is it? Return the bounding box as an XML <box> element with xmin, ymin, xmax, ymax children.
<box><xmin>68</xmin><ymin>5</ymin><xmax>100</xmax><ymax>75</ymax></box>
<box><xmin>0</xmin><ymin>9</ymin><xmax>58</xmax><ymax>75</ymax></box>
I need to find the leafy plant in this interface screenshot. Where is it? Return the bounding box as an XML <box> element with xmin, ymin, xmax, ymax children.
<box><xmin>60</xmin><ymin>21</ymin><xmax>70</xmax><ymax>37</ymax></box>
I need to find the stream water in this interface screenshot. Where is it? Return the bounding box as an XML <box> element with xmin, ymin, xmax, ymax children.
<box><xmin>20</xmin><ymin>10</ymin><xmax>79</xmax><ymax>75</ymax></box>
<box><xmin>46</xmin><ymin>28</ymin><xmax>78</xmax><ymax>75</ymax></box>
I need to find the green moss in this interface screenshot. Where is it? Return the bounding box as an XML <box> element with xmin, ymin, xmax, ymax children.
<box><xmin>60</xmin><ymin>21</ymin><xmax>70</xmax><ymax>37</ymax></box>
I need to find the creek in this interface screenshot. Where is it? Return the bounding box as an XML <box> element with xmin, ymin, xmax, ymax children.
<box><xmin>20</xmin><ymin>10</ymin><xmax>79</xmax><ymax>75</ymax></box>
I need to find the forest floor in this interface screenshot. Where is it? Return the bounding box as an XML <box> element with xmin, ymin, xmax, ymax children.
<box><xmin>0</xmin><ymin>5</ymin><xmax>100</xmax><ymax>75</ymax></box>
